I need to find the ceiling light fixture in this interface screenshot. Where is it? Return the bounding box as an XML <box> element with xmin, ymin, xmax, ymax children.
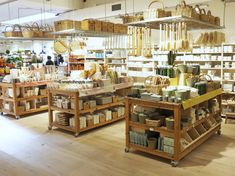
<box><xmin>1</xmin><ymin>12</ymin><xmax>57</xmax><ymax>24</ymax></box>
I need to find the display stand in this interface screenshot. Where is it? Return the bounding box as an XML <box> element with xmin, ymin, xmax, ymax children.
<box><xmin>48</xmin><ymin>83</ymin><xmax>133</xmax><ymax>137</ymax></box>
<box><xmin>0</xmin><ymin>81</ymin><xmax>50</xmax><ymax>119</ymax></box>
<box><xmin>125</xmin><ymin>89</ymin><xmax>222</xmax><ymax>166</ymax></box>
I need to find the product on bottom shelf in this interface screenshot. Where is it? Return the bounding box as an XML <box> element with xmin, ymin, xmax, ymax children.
<box><xmin>55</xmin><ymin>113</ymin><xmax>73</xmax><ymax>126</ymax></box>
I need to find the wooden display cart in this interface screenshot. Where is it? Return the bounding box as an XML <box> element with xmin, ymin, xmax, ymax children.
<box><xmin>0</xmin><ymin>81</ymin><xmax>50</xmax><ymax>119</ymax></box>
<box><xmin>48</xmin><ymin>83</ymin><xmax>133</xmax><ymax>137</ymax></box>
<box><xmin>125</xmin><ymin>89</ymin><xmax>222</xmax><ymax>166</ymax></box>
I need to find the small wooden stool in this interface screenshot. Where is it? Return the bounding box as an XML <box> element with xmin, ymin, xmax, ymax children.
<box><xmin>225</xmin><ymin>112</ymin><xmax>235</xmax><ymax>124</ymax></box>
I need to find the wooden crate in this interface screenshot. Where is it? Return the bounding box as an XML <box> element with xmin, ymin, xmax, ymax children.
<box><xmin>81</xmin><ymin>20</ymin><xmax>95</xmax><ymax>31</ymax></box>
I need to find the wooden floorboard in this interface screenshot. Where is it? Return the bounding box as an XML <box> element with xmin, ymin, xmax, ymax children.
<box><xmin>0</xmin><ymin>113</ymin><xmax>235</xmax><ymax>176</ymax></box>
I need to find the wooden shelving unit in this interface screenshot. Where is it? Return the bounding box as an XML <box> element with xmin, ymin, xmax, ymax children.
<box><xmin>125</xmin><ymin>89</ymin><xmax>222</xmax><ymax>166</ymax></box>
<box><xmin>47</xmin><ymin>89</ymin><xmax>126</xmax><ymax>137</ymax></box>
<box><xmin>0</xmin><ymin>81</ymin><xmax>50</xmax><ymax>119</ymax></box>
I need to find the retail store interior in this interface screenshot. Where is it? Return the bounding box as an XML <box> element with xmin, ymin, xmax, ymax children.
<box><xmin>1</xmin><ymin>0</ymin><xmax>235</xmax><ymax>175</ymax></box>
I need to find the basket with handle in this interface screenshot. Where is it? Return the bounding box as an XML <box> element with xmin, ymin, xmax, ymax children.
<box><xmin>193</xmin><ymin>5</ymin><xmax>201</xmax><ymax>20</ymax></box>
<box><xmin>207</xmin><ymin>10</ymin><xmax>215</xmax><ymax>24</ymax></box>
<box><xmin>41</xmin><ymin>24</ymin><xmax>54</xmax><ymax>38</ymax></box>
<box><xmin>173</xmin><ymin>0</ymin><xmax>195</xmax><ymax>18</ymax></box>
<box><xmin>22</xmin><ymin>24</ymin><xmax>34</xmax><ymax>38</ymax></box>
<box><xmin>143</xmin><ymin>0</ymin><xmax>166</xmax><ymax>20</ymax></box>
<box><xmin>199</xmin><ymin>74</ymin><xmax>220</xmax><ymax>92</ymax></box>
<box><xmin>3</xmin><ymin>25</ymin><xmax>23</xmax><ymax>37</ymax></box>
<box><xmin>200</xmin><ymin>8</ymin><xmax>209</xmax><ymax>22</ymax></box>
<box><xmin>145</xmin><ymin>76</ymin><xmax>169</xmax><ymax>94</ymax></box>
<box><xmin>32</xmin><ymin>22</ymin><xmax>43</xmax><ymax>38</ymax></box>
<box><xmin>122</xmin><ymin>14</ymin><xmax>143</xmax><ymax>24</ymax></box>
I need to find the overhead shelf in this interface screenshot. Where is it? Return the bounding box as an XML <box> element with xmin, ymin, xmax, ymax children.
<box><xmin>0</xmin><ymin>37</ymin><xmax>55</xmax><ymax>41</ymax></box>
<box><xmin>128</xmin><ymin>16</ymin><xmax>223</xmax><ymax>30</ymax></box>
<box><xmin>51</xmin><ymin>29</ymin><xmax>127</xmax><ymax>38</ymax></box>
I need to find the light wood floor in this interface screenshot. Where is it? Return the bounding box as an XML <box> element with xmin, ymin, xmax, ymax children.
<box><xmin>0</xmin><ymin>113</ymin><xmax>235</xmax><ymax>176</ymax></box>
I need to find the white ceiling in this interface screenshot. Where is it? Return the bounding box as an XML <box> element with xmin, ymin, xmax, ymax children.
<box><xmin>0</xmin><ymin>0</ymin><xmax>83</xmax><ymax>22</ymax></box>
<box><xmin>0</xmin><ymin>0</ymin><xmax>218</xmax><ymax>24</ymax></box>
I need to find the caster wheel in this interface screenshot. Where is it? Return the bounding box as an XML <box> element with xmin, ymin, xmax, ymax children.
<box><xmin>171</xmin><ymin>160</ymin><xmax>179</xmax><ymax>167</ymax></box>
<box><xmin>74</xmin><ymin>133</ymin><xmax>79</xmax><ymax>137</ymax></box>
<box><xmin>125</xmin><ymin>147</ymin><xmax>130</xmax><ymax>153</ymax></box>
<box><xmin>48</xmin><ymin>126</ymin><xmax>52</xmax><ymax>130</ymax></box>
<box><xmin>217</xmin><ymin>130</ymin><xmax>221</xmax><ymax>135</ymax></box>
<box><xmin>16</xmin><ymin>116</ymin><xmax>20</xmax><ymax>120</ymax></box>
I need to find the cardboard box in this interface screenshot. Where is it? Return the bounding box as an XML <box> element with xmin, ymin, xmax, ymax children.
<box><xmin>81</xmin><ymin>20</ymin><xmax>95</xmax><ymax>31</ymax></box>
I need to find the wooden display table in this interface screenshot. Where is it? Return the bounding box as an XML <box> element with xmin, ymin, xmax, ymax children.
<box><xmin>48</xmin><ymin>83</ymin><xmax>133</xmax><ymax>137</ymax></box>
<box><xmin>0</xmin><ymin>81</ymin><xmax>51</xmax><ymax>119</ymax></box>
<box><xmin>125</xmin><ymin>89</ymin><xmax>222</xmax><ymax>166</ymax></box>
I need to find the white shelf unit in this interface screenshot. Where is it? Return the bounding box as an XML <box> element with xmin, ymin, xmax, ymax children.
<box><xmin>105</xmin><ymin>48</ymin><xmax>128</xmax><ymax>76</ymax></box>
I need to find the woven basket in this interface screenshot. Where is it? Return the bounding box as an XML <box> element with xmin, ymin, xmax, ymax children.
<box><xmin>146</xmin><ymin>119</ymin><xmax>161</xmax><ymax>127</ymax></box>
<box><xmin>145</xmin><ymin>76</ymin><xmax>169</xmax><ymax>94</ymax></box>
<box><xmin>122</xmin><ymin>15</ymin><xmax>143</xmax><ymax>24</ymax></box>
<box><xmin>3</xmin><ymin>25</ymin><xmax>23</xmax><ymax>37</ymax></box>
<box><xmin>32</xmin><ymin>22</ymin><xmax>43</xmax><ymax>38</ymax></box>
<box><xmin>143</xmin><ymin>0</ymin><xmax>165</xmax><ymax>20</ymax></box>
<box><xmin>41</xmin><ymin>24</ymin><xmax>54</xmax><ymax>38</ymax></box>
<box><xmin>215</xmin><ymin>17</ymin><xmax>220</xmax><ymax>26</ymax></box>
<box><xmin>200</xmin><ymin>9</ymin><xmax>209</xmax><ymax>22</ymax></box>
<box><xmin>22</xmin><ymin>24</ymin><xmax>34</xmax><ymax>38</ymax></box>
<box><xmin>207</xmin><ymin>10</ymin><xmax>215</xmax><ymax>24</ymax></box>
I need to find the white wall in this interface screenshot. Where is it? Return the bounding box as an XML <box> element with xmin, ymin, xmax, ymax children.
<box><xmin>61</xmin><ymin>0</ymin><xmax>235</xmax><ymax>43</ymax></box>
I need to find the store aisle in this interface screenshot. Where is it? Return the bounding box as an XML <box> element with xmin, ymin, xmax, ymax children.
<box><xmin>0</xmin><ymin>114</ymin><xmax>235</xmax><ymax>176</ymax></box>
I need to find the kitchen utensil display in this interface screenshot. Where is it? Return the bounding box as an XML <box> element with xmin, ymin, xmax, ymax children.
<box><xmin>128</xmin><ymin>26</ymin><xmax>152</xmax><ymax>57</ymax></box>
<box><xmin>159</xmin><ymin>22</ymin><xmax>191</xmax><ymax>52</ymax></box>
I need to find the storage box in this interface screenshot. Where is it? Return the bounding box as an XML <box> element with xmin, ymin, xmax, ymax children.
<box><xmin>93</xmin><ymin>114</ymin><xmax>100</xmax><ymax>124</ymax></box>
<box><xmin>72</xmin><ymin>99</ymin><xmax>83</xmax><ymax>110</ymax></box>
<box><xmin>114</xmin><ymin>24</ymin><xmax>122</xmax><ymax>33</ymax></box>
<box><xmin>163</xmin><ymin>137</ymin><xmax>174</xmax><ymax>147</ymax></box>
<box><xmin>104</xmin><ymin>110</ymin><xmax>112</xmax><ymax>121</ymax></box>
<box><xmin>101</xmin><ymin>21</ymin><xmax>108</xmax><ymax>32</ymax></box>
<box><xmin>80</xmin><ymin>116</ymin><xmax>87</xmax><ymax>129</ymax></box>
<box><xmin>94</xmin><ymin>20</ymin><xmax>102</xmax><ymax>31</ymax></box>
<box><xmin>163</xmin><ymin>145</ymin><xmax>174</xmax><ymax>155</ymax></box>
<box><xmin>112</xmin><ymin>111</ymin><xmax>118</xmax><ymax>119</ymax></box>
<box><xmin>83</xmin><ymin>101</ymin><xmax>90</xmax><ymax>110</ymax></box>
<box><xmin>89</xmin><ymin>100</ymin><xmax>96</xmax><ymax>108</ymax></box>
<box><xmin>120</xmin><ymin>24</ymin><xmax>128</xmax><ymax>34</ymax></box>
<box><xmin>96</xmin><ymin>96</ymin><xmax>113</xmax><ymax>105</ymax></box>
<box><xmin>99</xmin><ymin>113</ymin><xmax>106</xmax><ymax>123</ymax></box>
<box><xmin>107</xmin><ymin>22</ymin><xmax>114</xmax><ymax>32</ymax></box>
<box><xmin>87</xmin><ymin>115</ymin><xmax>94</xmax><ymax>127</ymax></box>
<box><xmin>54</xmin><ymin>20</ymin><xmax>80</xmax><ymax>31</ymax></box>
<box><xmin>112</xmin><ymin>96</ymin><xmax>119</xmax><ymax>103</ymax></box>
<box><xmin>81</xmin><ymin>20</ymin><xmax>95</xmax><ymax>31</ymax></box>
